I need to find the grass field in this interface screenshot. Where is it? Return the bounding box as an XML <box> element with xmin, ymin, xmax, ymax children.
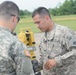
<box><xmin>15</xmin><ymin>15</ymin><xmax>76</xmax><ymax>34</ymax></box>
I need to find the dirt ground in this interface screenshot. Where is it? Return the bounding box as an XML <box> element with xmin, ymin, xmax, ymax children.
<box><xmin>34</xmin><ymin>33</ymin><xmax>43</xmax><ymax>61</ymax></box>
<box><xmin>34</xmin><ymin>33</ymin><xmax>43</xmax><ymax>75</ymax></box>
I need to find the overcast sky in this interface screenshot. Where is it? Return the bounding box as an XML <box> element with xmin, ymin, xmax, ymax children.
<box><xmin>0</xmin><ymin>0</ymin><xmax>65</xmax><ymax>12</ymax></box>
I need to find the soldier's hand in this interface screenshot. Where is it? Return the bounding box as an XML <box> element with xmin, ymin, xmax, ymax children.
<box><xmin>24</xmin><ymin>50</ymin><xmax>31</xmax><ymax>57</ymax></box>
<box><xmin>44</xmin><ymin>59</ymin><xmax>56</xmax><ymax>70</ymax></box>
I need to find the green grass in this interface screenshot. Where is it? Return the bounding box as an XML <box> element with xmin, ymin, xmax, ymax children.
<box><xmin>15</xmin><ymin>22</ymin><xmax>40</xmax><ymax>33</ymax></box>
<box><xmin>52</xmin><ymin>15</ymin><xmax>76</xmax><ymax>30</ymax></box>
<box><xmin>15</xmin><ymin>18</ymin><xmax>40</xmax><ymax>33</ymax></box>
<box><xmin>15</xmin><ymin>15</ymin><xmax>76</xmax><ymax>34</ymax></box>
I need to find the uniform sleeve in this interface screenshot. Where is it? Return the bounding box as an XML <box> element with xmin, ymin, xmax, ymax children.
<box><xmin>54</xmin><ymin>29</ymin><xmax>76</xmax><ymax>66</ymax></box>
<box><xmin>10</xmin><ymin>41</ymin><xmax>35</xmax><ymax>75</ymax></box>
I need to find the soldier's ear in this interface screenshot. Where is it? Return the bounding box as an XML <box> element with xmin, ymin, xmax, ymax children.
<box><xmin>45</xmin><ymin>15</ymin><xmax>49</xmax><ymax>20</ymax></box>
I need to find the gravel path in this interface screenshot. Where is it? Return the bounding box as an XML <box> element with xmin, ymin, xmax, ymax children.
<box><xmin>34</xmin><ymin>33</ymin><xmax>43</xmax><ymax>61</ymax></box>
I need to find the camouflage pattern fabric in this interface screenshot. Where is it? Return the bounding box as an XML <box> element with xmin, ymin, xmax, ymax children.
<box><xmin>0</xmin><ymin>26</ymin><xmax>34</xmax><ymax>75</ymax></box>
<box><xmin>39</xmin><ymin>24</ymin><xmax>76</xmax><ymax>75</ymax></box>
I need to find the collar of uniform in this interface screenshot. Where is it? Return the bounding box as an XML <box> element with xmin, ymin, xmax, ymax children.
<box><xmin>45</xmin><ymin>24</ymin><xmax>56</xmax><ymax>41</ymax></box>
<box><xmin>0</xmin><ymin>26</ymin><xmax>11</xmax><ymax>33</ymax></box>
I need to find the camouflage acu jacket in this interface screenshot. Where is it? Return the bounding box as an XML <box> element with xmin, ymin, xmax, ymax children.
<box><xmin>0</xmin><ymin>26</ymin><xmax>34</xmax><ymax>75</ymax></box>
<box><xmin>39</xmin><ymin>24</ymin><xmax>76</xmax><ymax>75</ymax></box>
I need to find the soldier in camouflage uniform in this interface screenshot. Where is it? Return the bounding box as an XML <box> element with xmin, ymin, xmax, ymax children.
<box><xmin>32</xmin><ymin>7</ymin><xmax>76</xmax><ymax>75</ymax></box>
<box><xmin>0</xmin><ymin>1</ymin><xmax>34</xmax><ymax>75</ymax></box>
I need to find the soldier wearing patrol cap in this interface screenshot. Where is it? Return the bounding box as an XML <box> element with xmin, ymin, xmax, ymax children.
<box><xmin>32</xmin><ymin>7</ymin><xmax>76</xmax><ymax>75</ymax></box>
<box><xmin>0</xmin><ymin>1</ymin><xmax>34</xmax><ymax>75</ymax></box>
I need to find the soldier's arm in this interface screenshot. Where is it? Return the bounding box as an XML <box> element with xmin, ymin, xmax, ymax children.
<box><xmin>11</xmin><ymin>41</ymin><xmax>35</xmax><ymax>75</ymax></box>
<box><xmin>54</xmin><ymin>30</ymin><xmax>76</xmax><ymax>66</ymax></box>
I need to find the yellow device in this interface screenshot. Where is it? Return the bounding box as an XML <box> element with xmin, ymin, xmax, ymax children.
<box><xmin>18</xmin><ymin>28</ymin><xmax>41</xmax><ymax>75</ymax></box>
<box><xmin>18</xmin><ymin>28</ymin><xmax>36</xmax><ymax>60</ymax></box>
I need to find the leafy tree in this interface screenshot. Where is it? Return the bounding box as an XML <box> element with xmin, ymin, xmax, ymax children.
<box><xmin>19</xmin><ymin>10</ymin><xmax>25</xmax><ymax>16</ymax></box>
<box><xmin>50</xmin><ymin>0</ymin><xmax>76</xmax><ymax>16</ymax></box>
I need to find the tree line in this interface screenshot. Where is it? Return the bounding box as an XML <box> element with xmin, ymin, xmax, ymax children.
<box><xmin>20</xmin><ymin>0</ymin><xmax>76</xmax><ymax>16</ymax></box>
